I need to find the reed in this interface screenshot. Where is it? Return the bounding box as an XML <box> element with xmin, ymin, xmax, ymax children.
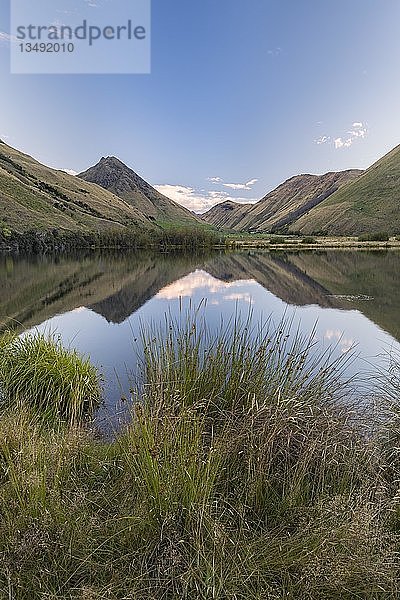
<box><xmin>0</xmin><ymin>317</ymin><xmax>398</xmax><ymax>598</ymax></box>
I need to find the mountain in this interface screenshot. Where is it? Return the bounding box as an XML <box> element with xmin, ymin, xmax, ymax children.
<box><xmin>78</xmin><ymin>156</ymin><xmax>200</xmax><ymax>228</ymax></box>
<box><xmin>201</xmin><ymin>200</ymin><xmax>252</xmax><ymax>230</ymax></box>
<box><xmin>203</xmin><ymin>170</ymin><xmax>362</xmax><ymax>233</ymax></box>
<box><xmin>202</xmin><ymin>170</ymin><xmax>362</xmax><ymax>232</ymax></box>
<box><xmin>291</xmin><ymin>144</ymin><xmax>400</xmax><ymax>235</ymax></box>
<box><xmin>0</xmin><ymin>142</ymin><xmax>154</xmax><ymax>235</ymax></box>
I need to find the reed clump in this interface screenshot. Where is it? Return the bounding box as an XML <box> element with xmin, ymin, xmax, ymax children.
<box><xmin>0</xmin><ymin>330</ymin><xmax>101</xmax><ymax>423</ymax></box>
<box><xmin>0</xmin><ymin>318</ymin><xmax>399</xmax><ymax>598</ymax></box>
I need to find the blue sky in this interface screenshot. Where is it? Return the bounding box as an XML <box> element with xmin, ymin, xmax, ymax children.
<box><xmin>1</xmin><ymin>0</ymin><xmax>400</xmax><ymax>212</ymax></box>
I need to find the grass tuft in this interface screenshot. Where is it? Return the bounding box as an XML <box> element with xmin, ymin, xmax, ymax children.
<box><xmin>0</xmin><ymin>330</ymin><xmax>101</xmax><ymax>423</ymax></box>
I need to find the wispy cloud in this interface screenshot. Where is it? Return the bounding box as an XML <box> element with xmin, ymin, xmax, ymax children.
<box><xmin>0</xmin><ymin>31</ymin><xmax>18</xmax><ymax>45</ymax></box>
<box><xmin>155</xmin><ymin>184</ymin><xmax>257</xmax><ymax>213</ymax></box>
<box><xmin>208</xmin><ymin>176</ymin><xmax>258</xmax><ymax>191</ymax></box>
<box><xmin>246</xmin><ymin>178</ymin><xmax>258</xmax><ymax>187</ymax></box>
<box><xmin>315</xmin><ymin>121</ymin><xmax>368</xmax><ymax>150</ymax></box>
<box><xmin>156</xmin><ymin>174</ymin><xmax>260</xmax><ymax>212</ymax></box>
<box><xmin>335</xmin><ymin>122</ymin><xmax>368</xmax><ymax>149</ymax></box>
<box><xmin>267</xmin><ymin>47</ymin><xmax>282</xmax><ymax>56</ymax></box>
<box><xmin>348</xmin><ymin>122</ymin><xmax>368</xmax><ymax>139</ymax></box>
<box><xmin>223</xmin><ymin>183</ymin><xmax>247</xmax><ymax>190</ymax></box>
<box><xmin>334</xmin><ymin>137</ymin><xmax>352</xmax><ymax>149</ymax></box>
<box><xmin>315</xmin><ymin>135</ymin><xmax>331</xmax><ymax>145</ymax></box>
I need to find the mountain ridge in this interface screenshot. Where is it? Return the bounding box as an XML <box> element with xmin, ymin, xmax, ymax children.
<box><xmin>291</xmin><ymin>144</ymin><xmax>400</xmax><ymax>234</ymax></box>
<box><xmin>78</xmin><ymin>156</ymin><xmax>200</xmax><ymax>227</ymax></box>
<box><xmin>202</xmin><ymin>169</ymin><xmax>363</xmax><ymax>232</ymax></box>
<box><xmin>0</xmin><ymin>143</ymin><xmax>204</xmax><ymax>250</ymax></box>
<box><xmin>0</xmin><ymin>143</ymin><xmax>155</xmax><ymax>235</ymax></box>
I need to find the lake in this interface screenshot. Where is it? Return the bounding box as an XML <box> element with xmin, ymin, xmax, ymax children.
<box><xmin>1</xmin><ymin>249</ymin><xmax>399</xmax><ymax>429</ymax></box>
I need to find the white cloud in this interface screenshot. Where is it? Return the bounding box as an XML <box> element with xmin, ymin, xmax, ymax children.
<box><xmin>317</xmin><ymin>121</ymin><xmax>368</xmax><ymax>150</ymax></box>
<box><xmin>223</xmin><ymin>178</ymin><xmax>258</xmax><ymax>191</ymax></box>
<box><xmin>315</xmin><ymin>135</ymin><xmax>330</xmax><ymax>145</ymax></box>
<box><xmin>267</xmin><ymin>47</ymin><xmax>282</xmax><ymax>56</ymax></box>
<box><xmin>347</xmin><ymin>126</ymin><xmax>367</xmax><ymax>139</ymax></box>
<box><xmin>223</xmin><ymin>183</ymin><xmax>249</xmax><ymax>190</ymax></box>
<box><xmin>155</xmin><ymin>184</ymin><xmax>257</xmax><ymax>213</ymax></box>
<box><xmin>62</xmin><ymin>169</ymin><xmax>78</xmax><ymax>176</ymax></box>
<box><xmin>334</xmin><ymin>137</ymin><xmax>353</xmax><ymax>149</ymax></box>
<box><xmin>0</xmin><ymin>31</ymin><xmax>18</xmax><ymax>45</ymax></box>
<box><xmin>207</xmin><ymin>176</ymin><xmax>258</xmax><ymax>191</ymax></box>
<box><xmin>208</xmin><ymin>190</ymin><xmax>229</xmax><ymax>199</ymax></box>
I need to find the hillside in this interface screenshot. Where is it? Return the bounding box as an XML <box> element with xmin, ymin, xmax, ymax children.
<box><xmin>292</xmin><ymin>144</ymin><xmax>400</xmax><ymax>235</ymax></box>
<box><xmin>200</xmin><ymin>200</ymin><xmax>252</xmax><ymax>230</ymax></box>
<box><xmin>79</xmin><ymin>156</ymin><xmax>200</xmax><ymax>228</ymax></box>
<box><xmin>202</xmin><ymin>170</ymin><xmax>362</xmax><ymax>232</ymax></box>
<box><xmin>0</xmin><ymin>142</ymin><xmax>155</xmax><ymax>236</ymax></box>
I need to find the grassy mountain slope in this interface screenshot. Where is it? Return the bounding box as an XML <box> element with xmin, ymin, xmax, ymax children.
<box><xmin>292</xmin><ymin>144</ymin><xmax>400</xmax><ymax>235</ymax></box>
<box><xmin>201</xmin><ymin>200</ymin><xmax>253</xmax><ymax>230</ymax></box>
<box><xmin>0</xmin><ymin>142</ymin><xmax>155</xmax><ymax>236</ymax></box>
<box><xmin>202</xmin><ymin>170</ymin><xmax>362</xmax><ymax>232</ymax></box>
<box><xmin>78</xmin><ymin>156</ymin><xmax>201</xmax><ymax>229</ymax></box>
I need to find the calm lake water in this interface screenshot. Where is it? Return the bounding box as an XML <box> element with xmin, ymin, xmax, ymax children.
<box><xmin>1</xmin><ymin>249</ymin><xmax>399</xmax><ymax>428</ymax></box>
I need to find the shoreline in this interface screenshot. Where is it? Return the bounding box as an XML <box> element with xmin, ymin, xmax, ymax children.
<box><xmin>224</xmin><ymin>236</ymin><xmax>400</xmax><ymax>251</ymax></box>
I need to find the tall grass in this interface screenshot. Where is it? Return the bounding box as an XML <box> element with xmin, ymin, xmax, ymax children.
<box><xmin>0</xmin><ymin>330</ymin><xmax>101</xmax><ymax>423</ymax></box>
<box><xmin>0</xmin><ymin>317</ymin><xmax>399</xmax><ymax>598</ymax></box>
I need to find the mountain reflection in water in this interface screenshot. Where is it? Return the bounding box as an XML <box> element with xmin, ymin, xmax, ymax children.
<box><xmin>1</xmin><ymin>249</ymin><xmax>399</xmax><ymax>427</ymax></box>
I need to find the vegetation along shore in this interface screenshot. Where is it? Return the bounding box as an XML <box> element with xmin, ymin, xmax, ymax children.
<box><xmin>1</xmin><ymin>316</ymin><xmax>400</xmax><ymax>599</ymax></box>
<box><xmin>2</xmin><ymin>140</ymin><xmax>400</xmax><ymax>254</ymax></box>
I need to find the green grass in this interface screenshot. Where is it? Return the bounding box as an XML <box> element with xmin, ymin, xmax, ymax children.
<box><xmin>293</xmin><ymin>143</ymin><xmax>400</xmax><ymax>235</ymax></box>
<box><xmin>0</xmin><ymin>142</ymin><xmax>219</xmax><ymax>250</ymax></box>
<box><xmin>0</xmin><ymin>331</ymin><xmax>101</xmax><ymax>423</ymax></box>
<box><xmin>0</xmin><ymin>318</ymin><xmax>400</xmax><ymax>598</ymax></box>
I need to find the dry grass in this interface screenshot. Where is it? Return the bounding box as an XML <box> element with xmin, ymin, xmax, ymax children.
<box><xmin>0</xmin><ymin>318</ymin><xmax>399</xmax><ymax>598</ymax></box>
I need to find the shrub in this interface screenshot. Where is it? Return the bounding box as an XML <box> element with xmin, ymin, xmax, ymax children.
<box><xmin>269</xmin><ymin>236</ymin><xmax>286</xmax><ymax>244</ymax></box>
<box><xmin>358</xmin><ymin>232</ymin><xmax>389</xmax><ymax>242</ymax></box>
